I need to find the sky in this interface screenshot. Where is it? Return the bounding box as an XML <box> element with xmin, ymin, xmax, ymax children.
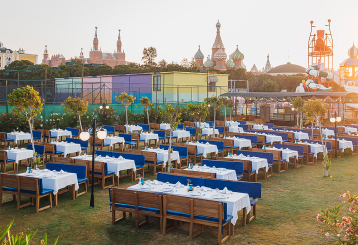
<box><xmin>2</xmin><ymin>0</ymin><xmax>358</xmax><ymax>71</ymax></box>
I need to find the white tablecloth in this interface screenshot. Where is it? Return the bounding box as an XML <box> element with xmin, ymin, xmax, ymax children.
<box><xmin>125</xmin><ymin>125</ymin><xmax>142</xmax><ymax>133</ymax></box>
<box><xmin>338</xmin><ymin>139</ymin><xmax>354</xmax><ymax>152</ymax></box>
<box><xmin>7</xmin><ymin>132</ymin><xmax>32</xmax><ymax>143</ymax></box>
<box><xmin>226</xmin><ymin>137</ymin><xmax>251</xmax><ymax>149</ymax></box>
<box><xmin>195</xmin><ymin>122</ymin><xmax>210</xmax><ymax>128</ymax></box>
<box><xmin>225</xmin><ymin>121</ymin><xmax>240</xmax><ymax>127</ymax></box>
<box><xmin>144</xmin><ymin>149</ymin><xmax>180</xmax><ymax>167</ymax></box>
<box><xmin>226</xmin><ymin>155</ymin><xmax>268</xmax><ymax>173</ymax></box>
<box><xmin>298</xmin><ymin>142</ymin><xmax>323</xmax><ymax>158</ymax></box>
<box><xmin>185</xmin><ymin>166</ymin><xmax>237</xmax><ymax>181</ymax></box>
<box><xmin>228</xmin><ymin>126</ymin><xmax>244</xmax><ymax>133</ymax></box>
<box><xmin>18</xmin><ymin>170</ymin><xmax>78</xmax><ymax>195</ymax></box>
<box><xmin>172</xmin><ymin>130</ymin><xmax>190</xmax><ymax>140</ymax></box>
<box><xmin>51</xmin><ymin>142</ymin><xmax>81</xmax><ymax>157</ymax></box>
<box><xmin>253</xmin><ymin>124</ymin><xmax>268</xmax><ymax>130</ymax></box>
<box><xmin>50</xmin><ymin>130</ymin><xmax>72</xmax><ymax>140</ymax></box>
<box><xmin>292</xmin><ymin>131</ymin><xmax>310</xmax><ymax>140</ymax></box>
<box><xmin>266</xmin><ymin>147</ymin><xmax>299</xmax><ymax>162</ymax></box>
<box><xmin>72</xmin><ymin>155</ymin><xmax>136</xmax><ymax>177</ymax></box>
<box><xmin>187</xmin><ymin>142</ymin><xmax>218</xmax><ymax>158</ymax></box>
<box><xmin>344</xmin><ymin>127</ymin><xmax>358</xmax><ymax>134</ymax></box>
<box><xmin>264</xmin><ymin>134</ymin><xmax>282</xmax><ymax>144</ymax></box>
<box><xmin>128</xmin><ymin>182</ymin><xmax>251</xmax><ymax>225</ymax></box>
<box><xmin>140</xmin><ymin>133</ymin><xmax>159</xmax><ymax>143</ymax></box>
<box><xmin>202</xmin><ymin>128</ymin><xmax>219</xmax><ymax>136</ymax></box>
<box><xmin>104</xmin><ymin>136</ymin><xmax>125</xmax><ymax>147</ymax></box>
<box><xmin>322</xmin><ymin>129</ymin><xmax>335</xmax><ymax>137</ymax></box>
<box><xmin>160</xmin><ymin>124</ymin><xmax>171</xmax><ymax>130</ymax></box>
<box><xmin>5</xmin><ymin>149</ymin><xmax>33</xmax><ymax>164</ymax></box>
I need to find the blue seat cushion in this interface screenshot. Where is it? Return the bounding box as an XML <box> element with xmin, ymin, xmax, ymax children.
<box><xmin>188</xmin><ymin>152</ymin><xmax>203</xmax><ymax>156</ymax></box>
<box><xmin>180</xmin><ymin>156</ymin><xmax>187</xmax><ymax>159</ymax></box>
<box><xmin>0</xmin><ymin>159</ymin><xmax>16</xmax><ymax>163</ymax></box>
<box><xmin>36</xmin><ymin>154</ymin><xmax>45</xmax><ymax>157</ymax></box>
<box><xmin>78</xmin><ymin>178</ymin><xmax>88</xmax><ymax>183</ymax></box>
<box><xmin>273</xmin><ymin>159</ymin><xmax>279</xmax><ymax>161</ymax></box>
<box><xmin>167</xmin><ymin>210</ymin><xmax>232</xmax><ymax>223</ymax></box>
<box><xmin>5</xmin><ymin>139</ymin><xmax>14</xmax><ymax>141</ymax></box>
<box><xmin>125</xmin><ymin>141</ymin><xmax>137</xmax><ymax>145</ymax></box>
<box><xmin>113</xmin><ymin>203</ymin><xmax>160</xmax><ymax>214</ymax></box>
<box><xmin>244</xmin><ymin>170</ymin><xmax>256</xmax><ymax>174</ymax></box>
<box><xmin>268</xmin><ymin>163</ymin><xmax>274</xmax><ymax>167</ymax></box>
<box><xmin>107</xmin><ymin>171</ymin><xmax>115</xmax><ymax>176</ymax></box>
<box><xmin>92</xmin><ymin>171</ymin><xmax>115</xmax><ymax>176</ymax></box>
<box><xmin>2</xmin><ymin>186</ymin><xmax>17</xmax><ymax>192</ymax></box>
<box><xmin>81</xmin><ymin>147</ymin><xmax>87</xmax><ymax>150</ymax></box>
<box><xmin>250</xmin><ymin>199</ymin><xmax>258</xmax><ymax>206</ymax></box>
<box><xmin>55</xmin><ymin>151</ymin><xmax>64</xmax><ymax>155</ymax></box>
<box><xmin>237</xmin><ymin>174</ymin><xmax>243</xmax><ymax>179</ymax></box>
<box><xmin>114</xmin><ymin>203</ymin><xmax>135</xmax><ymax>209</ymax></box>
<box><xmin>20</xmin><ymin>188</ymin><xmax>53</xmax><ymax>195</ymax></box>
<box><xmin>135</xmin><ymin>165</ymin><xmax>145</xmax><ymax>168</ymax></box>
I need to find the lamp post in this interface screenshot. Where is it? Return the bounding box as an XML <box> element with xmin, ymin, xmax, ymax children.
<box><xmin>3</xmin><ymin>69</ymin><xmax>32</xmax><ymax>87</ymax></box>
<box><xmin>79</xmin><ymin>118</ymin><xmax>106</xmax><ymax>208</ymax></box>
<box><xmin>66</xmin><ymin>62</ymin><xmax>99</xmax><ymax>98</ymax></box>
<box><xmin>330</xmin><ymin>112</ymin><xmax>341</xmax><ymax>158</ymax></box>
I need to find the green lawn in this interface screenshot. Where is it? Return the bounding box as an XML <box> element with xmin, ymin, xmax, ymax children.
<box><xmin>1</xmin><ymin>147</ymin><xmax>357</xmax><ymax>244</ymax></box>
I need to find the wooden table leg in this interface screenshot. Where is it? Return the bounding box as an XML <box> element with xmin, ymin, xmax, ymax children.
<box><xmin>54</xmin><ymin>194</ymin><xmax>58</xmax><ymax>206</ymax></box>
<box><xmin>72</xmin><ymin>184</ymin><xmax>75</xmax><ymax>200</ymax></box>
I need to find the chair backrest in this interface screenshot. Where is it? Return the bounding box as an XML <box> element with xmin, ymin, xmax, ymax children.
<box><xmin>236</xmin><ymin>120</ymin><xmax>246</xmax><ymax>125</ymax></box>
<box><xmin>112</xmin><ymin>152</ymin><xmax>145</xmax><ymax>167</ymax></box>
<box><xmin>216</xmin><ymin>126</ymin><xmax>225</xmax><ymax>134</ymax></box>
<box><xmin>0</xmin><ymin>132</ymin><xmax>7</xmax><ymax>140</ymax></box>
<box><xmin>153</xmin><ymin>130</ymin><xmax>165</xmax><ymax>137</ymax></box>
<box><xmin>129</xmin><ymin>133</ymin><xmax>139</xmax><ymax>140</ymax></box>
<box><xmin>103</xmin><ymin>125</ymin><xmax>115</xmax><ymax>133</ymax></box>
<box><xmin>137</xmin><ymin>124</ymin><xmax>149</xmax><ymax>132</ymax></box>
<box><xmin>274</xmin><ymin>143</ymin><xmax>304</xmax><ymax>155</ymax></box>
<box><xmin>149</xmin><ymin>123</ymin><xmax>160</xmax><ymax>130</ymax></box>
<box><xmin>114</xmin><ymin>125</ymin><xmax>126</xmax><ymax>133</ymax></box>
<box><xmin>185</xmin><ymin>127</ymin><xmax>196</xmax><ymax>135</ymax></box>
<box><xmin>157</xmin><ymin>172</ymin><xmax>206</xmax><ymax>186</ymax></box>
<box><xmin>66</xmin><ymin>128</ymin><xmax>79</xmax><ymax>136</ymax></box>
<box><xmin>89</xmin><ymin>161</ymin><xmax>106</xmax><ymax>175</ymax></box>
<box><xmin>0</xmin><ymin>173</ymin><xmax>18</xmax><ymax>189</ymax></box>
<box><xmin>18</xmin><ymin>176</ymin><xmax>39</xmax><ymax>194</ymax></box>
<box><xmin>128</xmin><ymin>149</ymin><xmax>142</xmax><ymax>155</ymax></box>
<box><xmin>177</xmin><ymin>123</ymin><xmax>184</xmax><ymax>129</ymax></box>
<box><xmin>110</xmin><ymin>188</ymin><xmax>136</xmax><ymax>206</ymax></box>
<box><xmin>95</xmin><ymin>150</ymin><xmax>112</xmax><ymax>157</ymax></box>
<box><xmin>216</xmin><ymin>121</ymin><xmax>224</xmax><ymax>127</ymax></box>
<box><xmin>66</xmin><ymin>137</ymin><xmax>88</xmax><ymax>149</ymax></box>
<box><xmin>184</xmin><ymin>121</ymin><xmax>195</xmax><ymax>128</ymax></box>
<box><xmin>170</xmin><ymin>168</ymin><xmax>215</xmax><ymax>179</ymax></box>
<box><xmin>118</xmin><ymin>134</ymin><xmax>132</xmax><ymax>142</ymax></box>
<box><xmin>73</xmin><ymin>159</ymin><xmax>89</xmax><ymax>167</ymax></box>
<box><xmin>198</xmin><ymin>140</ymin><xmax>224</xmax><ymax>151</ymax></box>
<box><xmin>265</xmin><ymin>149</ymin><xmax>281</xmax><ymax>161</ymax></box>
<box><xmin>174</xmin><ymin>143</ymin><xmax>197</xmax><ymax>155</ymax></box>
<box><xmin>205</xmin><ymin>121</ymin><xmax>214</xmax><ymax>127</ymax></box>
<box><xmin>53</xmin><ymin>156</ymin><xmax>73</xmax><ymax>164</ymax></box>
<box><xmin>46</xmin><ymin>162</ymin><xmax>87</xmax><ymax>179</ymax></box>
<box><xmin>137</xmin><ymin>190</ymin><xmax>162</xmax><ymax>211</ymax></box>
<box><xmin>205</xmin><ymin>179</ymin><xmax>262</xmax><ymax>198</ymax></box>
<box><xmin>27</xmin><ymin>144</ymin><xmax>45</xmax><ymax>155</ymax></box>
<box><xmin>31</xmin><ymin>130</ymin><xmax>42</xmax><ymax>139</ymax></box>
<box><xmin>141</xmin><ymin>151</ymin><xmax>157</xmax><ymax>163</ymax></box>
<box><xmin>40</xmin><ymin>143</ymin><xmax>55</xmax><ymax>154</ymax></box>
<box><xmin>202</xmin><ymin>159</ymin><xmax>244</xmax><ymax>174</ymax></box>
<box><xmin>264</xmin><ymin>123</ymin><xmax>274</xmax><ymax>129</ymax></box>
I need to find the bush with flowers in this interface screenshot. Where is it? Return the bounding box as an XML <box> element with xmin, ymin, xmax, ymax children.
<box><xmin>317</xmin><ymin>191</ymin><xmax>358</xmax><ymax>244</ymax></box>
<box><xmin>0</xmin><ymin>112</ymin><xmax>26</xmax><ymax>132</ymax></box>
<box><xmin>81</xmin><ymin>110</ymin><xmax>96</xmax><ymax>128</ymax></box>
<box><xmin>95</xmin><ymin>106</ymin><xmax>117</xmax><ymax>126</ymax></box>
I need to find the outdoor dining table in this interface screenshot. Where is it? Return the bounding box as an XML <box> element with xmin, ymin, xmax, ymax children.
<box><xmin>184</xmin><ymin>165</ymin><xmax>237</xmax><ymax>181</ymax></box>
<box><xmin>128</xmin><ymin>180</ymin><xmax>251</xmax><ymax>225</ymax></box>
<box><xmin>201</xmin><ymin>128</ymin><xmax>219</xmax><ymax>136</ymax></box>
<box><xmin>225</xmin><ymin>137</ymin><xmax>251</xmax><ymax>149</ymax></box>
<box><xmin>172</xmin><ymin>130</ymin><xmax>190</xmax><ymax>140</ymax></box>
<box><xmin>225</xmin><ymin>154</ymin><xmax>268</xmax><ymax>174</ymax></box>
<box><xmin>344</xmin><ymin>126</ymin><xmax>358</xmax><ymax>134</ymax></box>
<box><xmin>140</xmin><ymin>132</ymin><xmax>159</xmax><ymax>144</ymax></box>
<box><xmin>265</xmin><ymin>147</ymin><xmax>299</xmax><ymax>162</ymax></box>
<box><xmin>50</xmin><ymin>129</ymin><xmax>72</xmax><ymax>140</ymax></box>
<box><xmin>228</xmin><ymin>126</ymin><xmax>244</xmax><ymax>133</ymax></box>
<box><xmin>7</xmin><ymin>132</ymin><xmax>32</xmax><ymax>145</ymax></box>
<box><xmin>261</xmin><ymin>133</ymin><xmax>282</xmax><ymax>144</ymax></box>
<box><xmin>253</xmin><ymin>124</ymin><xmax>268</xmax><ymax>130</ymax></box>
<box><xmin>290</xmin><ymin>131</ymin><xmax>310</xmax><ymax>141</ymax></box>
<box><xmin>143</xmin><ymin>148</ymin><xmax>180</xmax><ymax>167</ymax></box>
<box><xmin>104</xmin><ymin>136</ymin><xmax>125</xmax><ymax>149</ymax></box>
<box><xmin>160</xmin><ymin>123</ymin><xmax>171</xmax><ymax>130</ymax></box>
<box><xmin>195</xmin><ymin>122</ymin><xmax>210</xmax><ymax>128</ymax></box>
<box><xmin>72</xmin><ymin>155</ymin><xmax>136</xmax><ymax>177</ymax></box>
<box><xmin>321</xmin><ymin>129</ymin><xmax>335</xmax><ymax>137</ymax></box>
<box><xmin>5</xmin><ymin>148</ymin><xmax>33</xmax><ymax>168</ymax></box>
<box><xmin>225</xmin><ymin>121</ymin><xmax>240</xmax><ymax>127</ymax></box>
<box><xmin>51</xmin><ymin>142</ymin><xmax>81</xmax><ymax>157</ymax></box>
<box><xmin>297</xmin><ymin>142</ymin><xmax>323</xmax><ymax>158</ymax></box>
<box><xmin>187</xmin><ymin>142</ymin><xmax>218</xmax><ymax>158</ymax></box>
<box><xmin>125</xmin><ymin>125</ymin><xmax>143</xmax><ymax>133</ymax></box>
<box><xmin>337</xmin><ymin>139</ymin><xmax>354</xmax><ymax>152</ymax></box>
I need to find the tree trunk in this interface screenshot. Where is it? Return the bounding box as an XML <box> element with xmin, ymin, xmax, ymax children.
<box><xmin>146</xmin><ymin>108</ymin><xmax>150</xmax><ymax>126</ymax></box>
<box><xmin>300</xmin><ymin>111</ymin><xmax>303</xmax><ymax>129</ymax></box>
<box><xmin>125</xmin><ymin>107</ymin><xmax>128</xmax><ymax>133</ymax></box>
<box><xmin>311</xmin><ymin>122</ymin><xmax>314</xmax><ymax>139</ymax></box>
<box><xmin>230</xmin><ymin>107</ymin><xmax>232</xmax><ymax>121</ymax></box>
<box><xmin>296</xmin><ymin>112</ymin><xmax>299</xmax><ymax>127</ymax></box>
<box><xmin>168</xmin><ymin>130</ymin><xmax>172</xmax><ymax>173</ymax></box>
<box><xmin>29</xmin><ymin>119</ymin><xmax>36</xmax><ymax>161</ymax></box>
<box><xmin>78</xmin><ymin>114</ymin><xmax>82</xmax><ymax>131</ymax></box>
<box><xmin>213</xmin><ymin>108</ymin><xmax>216</xmax><ymax>137</ymax></box>
<box><xmin>224</xmin><ymin>107</ymin><xmax>227</xmax><ymax>122</ymax></box>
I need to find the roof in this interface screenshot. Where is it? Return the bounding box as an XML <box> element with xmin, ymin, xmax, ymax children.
<box><xmin>340</xmin><ymin>57</ymin><xmax>358</xmax><ymax>67</ymax></box>
<box><xmin>0</xmin><ymin>47</ymin><xmax>13</xmax><ymax>53</ymax></box>
<box><xmin>267</xmin><ymin>62</ymin><xmax>306</xmax><ymax>74</ymax></box>
<box><xmin>219</xmin><ymin>91</ymin><xmax>348</xmax><ymax>100</ymax></box>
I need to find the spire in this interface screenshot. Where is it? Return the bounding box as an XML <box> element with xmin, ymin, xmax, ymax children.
<box><xmin>212</xmin><ymin>20</ymin><xmax>224</xmax><ymax>49</ymax></box>
<box><xmin>116</xmin><ymin>29</ymin><xmax>122</xmax><ymax>53</ymax></box>
<box><xmin>94</xmin><ymin>26</ymin><xmax>98</xmax><ymax>38</ymax></box>
<box><xmin>93</xmin><ymin>27</ymin><xmax>99</xmax><ymax>51</ymax></box>
<box><xmin>80</xmin><ymin>48</ymin><xmax>84</xmax><ymax>58</ymax></box>
<box><xmin>44</xmin><ymin>45</ymin><xmax>48</xmax><ymax>54</ymax></box>
<box><xmin>264</xmin><ymin>54</ymin><xmax>272</xmax><ymax>73</ymax></box>
<box><xmin>118</xmin><ymin>29</ymin><xmax>121</xmax><ymax>41</ymax></box>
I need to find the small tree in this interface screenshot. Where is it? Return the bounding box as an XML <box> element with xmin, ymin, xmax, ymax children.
<box><xmin>142</xmin><ymin>46</ymin><xmax>157</xmax><ymax>66</ymax></box>
<box><xmin>159</xmin><ymin>104</ymin><xmax>182</xmax><ymax>172</ymax></box>
<box><xmin>62</xmin><ymin>96</ymin><xmax>88</xmax><ymax>130</ymax></box>
<box><xmin>140</xmin><ymin>97</ymin><xmax>152</xmax><ymax>125</ymax></box>
<box><xmin>259</xmin><ymin>79</ymin><xmax>279</xmax><ymax>92</ymax></box>
<box><xmin>115</xmin><ymin>92</ymin><xmax>136</xmax><ymax>130</ymax></box>
<box><xmin>304</xmin><ymin>99</ymin><xmax>329</xmax><ymax>176</ymax></box>
<box><xmin>220</xmin><ymin>97</ymin><xmax>234</xmax><ymax>122</ymax></box>
<box><xmin>8</xmin><ymin>86</ymin><xmax>43</xmax><ymax>159</ymax></box>
<box><xmin>187</xmin><ymin>102</ymin><xmax>209</xmax><ymax>139</ymax></box>
<box><xmin>204</xmin><ymin>96</ymin><xmax>221</xmax><ymax>134</ymax></box>
<box><xmin>292</xmin><ymin>97</ymin><xmax>304</xmax><ymax>129</ymax></box>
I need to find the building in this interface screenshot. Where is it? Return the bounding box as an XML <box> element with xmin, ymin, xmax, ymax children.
<box><xmin>263</xmin><ymin>54</ymin><xmax>272</xmax><ymax>73</ymax></box>
<box><xmin>266</xmin><ymin>62</ymin><xmax>306</xmax><ymax>75</ymax></box>
<box><xmin>250</xmin><ymin>64</ymin><xmax>264</xmax><ymax>75</ymax></box>
<box><xmin>42</xmin><ymin>27</ymin><xmax>129</xmax><ymax>68</ymax></box>
<box><xmin>0</xmin><ymin>41</ymin><xmax>38</xmax><ymax>69</ymax></box>
<box><xmin>194</xmin><ymin>21</ymin><xmax>245</xmax><ymax>70</ymax></box>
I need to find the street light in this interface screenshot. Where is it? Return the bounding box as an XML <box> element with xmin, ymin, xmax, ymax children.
<box><xmin>66</xmin><ymin>62</ymin><xmax>99</xmax><ymax>98</ymax></box>
<box><xmin>79</xmin><ymin>118</ymin><xmax>107</xmax><ymax>208</ymax></box>
<box><xmin>330</xmin><ymin>112</ymin><xmax>341</xmax><ymax>158</ymax></box>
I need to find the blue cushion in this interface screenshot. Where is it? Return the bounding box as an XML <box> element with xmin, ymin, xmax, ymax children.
<box><xmin>180</xmin><ymin>156</ymin><xmax>187</xmax><ymax>159</ymax></box>
<box><xmin>55</xmin><ymin>151</ymin><xmax>64</xmax><ymax>154</ymax></box>
<box><xmin>20</xmin><ymin>188</ymin><xmax>53</xmax><ymax>195</ymax></box>
<box><xmin>138</xmin><ymin>206</ymin><xmax>160</xmax><ymax>214</ymax></box>
<box><xmin>250</xmin><ymin>199</ymin><xmax>258</xmax><ymax>206</ymax></box>
<box><xmin>107</xmin><ymin>171</ymin><xmax>115</xmax><ymax>176</ymax></box>
<box><xmin>268</xmin><ymin>163</ymin><xmax>274</xmax><ymax>167</ymax></box>
<box><xmin>2</xmin><ymin>186</ymin><xmax>17</xmax><ymax>191</ymax></box>
<box><xmin>1</xmin><ymin>159</ymin><xmax>16</xmax><ymax>163</ymax></box>
<box><xmin>115</xmin><ymin>203</ymin><xmax>135</xmax><ymax>209</ymax></box>
<box><xmin>237</xmin><ymin>174</ymin><xmax>243</xmax><ymax>179</ymax></box>
<box><xmin>188</xmin><ymin>152</ymin><xmax>203</xmax><ymax>156</ymax></box>
<box><xmin>5</xmin><ymin>139</ymin><xmax>14</xmax><ymax>141</ymax></box>
<box><xmin>167</xmin><ymin>210</ymin><xmax>232</xmax><ymax>223</ymax></box>
<box><xmin>78</xmin><ymin>178</ymin><xmax>88</xmax><ymax>183</ymax></box>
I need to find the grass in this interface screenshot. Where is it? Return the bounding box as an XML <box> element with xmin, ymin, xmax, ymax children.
<box><xmin>1</xmin><ymin>145</ymin><xmax>357</xmax><ymax>244</ymax></box>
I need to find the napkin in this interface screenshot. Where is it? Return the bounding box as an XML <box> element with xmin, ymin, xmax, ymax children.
<box><xmin>223</xmin><ymin>187</ymin><xmax>228</xmax><ymax>194</ymax></box>
<box><xmin>60</xmin><ymin>170</ymin><xmax>65</xmax><ymax>174</ymax></box>
<box><xmin>175</xmin><ymin>181</ymin><xmax>182</xmax><ymax>187</ymax></box>
<box><xmin>206</xmin><ymin>142</ymin><xmax>210</xmax><ymax>145</ymax></box>
<box><xmin>118</xmin><ymin>156</ymin><xmax>124</xmax><ymax>160</ymax></box>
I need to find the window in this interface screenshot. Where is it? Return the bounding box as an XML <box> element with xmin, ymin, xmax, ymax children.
<box><xmin>208</xmin><ymin>81</ymin><xmax>216</xmax><ymax>92</ymax></box>
<box><xmin>153</xmin><ymin>76</ymin><xmax>161</xmax><ymax>91</ymax></box>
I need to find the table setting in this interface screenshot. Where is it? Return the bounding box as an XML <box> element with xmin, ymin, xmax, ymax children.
<box><xmin>337</xmin><ymin>139</ymin><xmax>354</xmax><ymax>152</ymax></box>
<box><xmin>184</xmin><ymin>164</ymin><xmax>237</xmax><ymax>180</ymax></box>
<box><xmin>7</xmin><ymin>131</ymin><xmax>32</xmax><ymax>143</ymax></box>
<box><xmin>225</xmin><ymin>153</ymin><xmax>268</xmax><ymax>173</ymax></box>
<box><xmin>172</xmin><ymin>130</ymin><xmax>190</xmax><ymax>140</ymax></box>
<box><xmin>225</xmin><ymin>136</ymin><xmax>251</xmax><ymax>149</ymax></box>
<box><xmin>159</xmin><ymin>123</ymin><xmax>171</xmax><ymax>130</ymax></box>
<box><xmin>225</xmin><ymin>121</ymin><xmax>240</xmax><ymax>128</ymax></box>
<box><xmin>297</xmin><ymin>142</ymin><xmax>323</xmax><ymax>158</ymax></box>
<box><xmin>5</xmin><ymin>148</ymin><xmax>33</xmax><ymax>164</ymax></box>
<box><xmin>125</xmin><ymin>125</ymin><xmax>143</xmax><ymax>133</ymax></box>
<box><xmin>195</xmin><ymin>122</ymin><xmax>210</xmax><ymax>128</ymax></box>
<box><xmin>321</xmin><ymin>129</ymin><xmax>335</xmax><ymax>138</ymax></box>
<box><xmin>344</xmin><ymin>126</ymin><xmax>358</xmax><ymax>134</ymax></box>
<box><xmin>265</xmin><ymin>146</ymin><xmax>299</xmax><ymax>162</ymax></box>
<box><xmin>128</xmin><ymin>180</ymin><xmax>251</xmax><ymax>225</ymax></box>
<box><xmin>143</xmin><ymin>147</ymin><xmax>180</xmax><ymax>167</ymax></box>
<box><xmin>50</xmin><ymin>129</ymin><xmax>72</xmax><ymax>140</ymax></box>
<box><xmin>140</xmin><ymin>132</ymin><xmax>159</xmax><ymax>144</ymax></box>
<box><xmin>103</xmin><ymin>136</ymin><xmax>125</xmax><ymax>148</ymax></box>
<box><xmin>253</xmin><ymin>124</ymin><xmax>268</xmax><ymax>130</ymax></box>
<box><xmin>228</xmin><ymin>126</ymin><xmax>244</xmax><ymax>133</ymax></box>
<box><xmin>50</xmin><ymin>141</ymin><xmax>81</xmax><ymax>157</ymax></box>
<box><xmin>187</xmin><ymin>141</ymin><xmax>218</xmax><ymax>158</ymax></box>
<box><xmin>201</xmin><ymin>128</ymin><xmax>219</xmax><ymax>136</ymax></box>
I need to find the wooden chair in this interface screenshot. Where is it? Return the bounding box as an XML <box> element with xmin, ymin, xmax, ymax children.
<box><xmin>165</xmin><ymin>130</ymin><xmax>178</xmax><ymax>144</ymax></box>
<box><xmin>265</xmin><ymin>149</ymin><xmax>286</xmax><ymax>174</ymax></box>
<box><xmin>88</xmin><ymin>161</ymin><xmax>115</xmax><ymax>190</ymax></box>
<box><xmin>17</xmin><ymin>176</ymin><xmax>53</xmax><ymax>213</ymax></box>
<box><xmin>163</xmin><ymin>194</ymin><xmax>232</xmax><ymax>244</ymax></box>
<box><xmin>114</xmin><ymin>125</ymin><xmax>126</xmax><ymax>135</ymax></box>
<box><xmin>128</xmin><ymin>149</ymin><xmax>143</xmax><ymax>155</ymax></box>
<box><xmin>0</xmin><ymin>151</ymin><xmax>16</xmax><ymax>173</ymax></box>
<box><xmin>214</xmin><ymin>157</ymin><xmax>256</xmax><ymax>182</ymax></box>
<box><xmin>130</xmin><ymin>133</ymin><xmax>145</xmax><ymax>148</ymax></box>
<box><xmin>52</xmin><ymin>156</ymin><xmax>74</xmax><ymax>164</ymax></box>
<box><xmin>90</xmin><ymin>136</ymin><xmax>112</xmax><ymax>152</ymax></box>
<box><xmin>149</xmin><ymin>123</ymin><xmax>160</xmax><ymax>130</ymax></box>
<box><xmin>170</xmin><ymin>169</ymin><xmax>215</xmax><ymax>179</ymax></box>
<box><xmin>73</xmin><ymin>159</ymin><xmax>90</xmax><ymax>187</ymax></box>
<box><xmin>142</xmin><ymin>151</ymin><xmax>164</xmax><ymax>176</ymax></box>
<box><xmin>174</xmin><ymin>143</ymin><xmax>203</xmax><ymax>165</ymax></box>
<box><xmin>0</xmin><ymin>174</ymin><xmax>17</xmax><ymax>206</ymax></box>
<box><xmin>0</xmin><ymin>132</ymin><xmax>15</xmax><ymax>149</ymax></box>
<box><xmin>39</xmin><ymin>142</ymin><xmax>64</xmax><ymax>162</ymax></box>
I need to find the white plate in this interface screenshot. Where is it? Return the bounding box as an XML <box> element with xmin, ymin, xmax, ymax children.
<box><xmin>212</xmin><ymin>195</ymin><xmax>226</xmax><ymax>199</ymax></box>
<box><xmin>140</xmin><ymin>185</ymin><xmax>152</xmax><ymax>189</ymax></box>
<box><xmin>188</xmin><ymin>192</ymin><xmax>201</xmax><ymax>196</ymax></box>
<box><xmin>216</xmin><ymin>168</ymin><xmax>226</xmax><ymax>171</ymax></box>
<box><xmin>162</xmin><ymin>188</ymin><xmax>173</xmax><ymax>192</ymax></box>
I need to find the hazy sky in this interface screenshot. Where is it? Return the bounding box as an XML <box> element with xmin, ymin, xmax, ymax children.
<box><xmin>2</xmin><ymin>0</ymin><xmax>358</xmax><ymax>71</ymax></box>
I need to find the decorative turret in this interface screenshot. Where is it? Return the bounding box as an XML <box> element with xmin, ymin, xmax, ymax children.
<box><xmin>116</xmin><ymin>29</ymin><xmax>122</xmax><ymax>53</ymax></box>
<box><xmin>348</xmin><ymin>43</ymin><xmax>358</xmax><ymax>58</ymax></box>
<box><xmin>43</xmin><ymin>45</ymin><xmax>49</xmax><ymax>60</ymax></box>
<box><xmin>264</xmin><ymin>54</ymin><xmax>272</xmax><ymax>73</ymax></box>
<box><xmin>212</xmin><ymin>20</ymin><xmax>225</xmax><ymax>62</ymax></box>
<box><xmin>204</xmin><ymin>55</ymin><xmax>214</xmax><ymax>67</ymax></box>
<box><xmin>250</xmin><ymin>64</ymin><xmax>259</xmax><ymax>72</ymax></box>
<box><xmin>79</xmin><ymin>48</ymin><xmax>84</xmax><ymax>59</ymax></box>
<box><xmin>230</xmin><ymin>45</ymin><xmax>244</xmax><ymax>68</ymax></box>
<box><xmin>93</xmin><ymin>27</ymin><xmax>99</xmax><ymax>51</ymax></box>
<box><xmin>214</xmin><ymin>48</ymin><xmax>227</xmax><ymax>60</ymax></box>
<box><xmin>226</xmin><ymin>58</ymin><xmax>235</xmax><ymax>68</ymax></box>
<box><xmin>194</xmin><ymin>45</ymin><xmax>204</xmax><ymax>66</ymax></box>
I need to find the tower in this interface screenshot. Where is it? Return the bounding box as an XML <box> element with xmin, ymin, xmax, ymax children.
<box><xmin>93</xmin><ymin>27</ymin><xmax>99</xmax><ymax>51</ymax></box>
<box><xmin>43</xmin><ymin>45</ymin><xmax>49</xmax><ymax>60</ymax></box>
<box><xmin>211</xmin><ymin>20</ymin><xmax>225</xmax><ymax>61</ymax></box>
<box><xmin>230</xmin><ymin>45</ymin><xmax>244</xmax><ymax>68</ymax></box>
<box><xmin>79</xmin><ymin>48</ymin><xmax>84</xmax><ymax>59</ymax></box>
<box><xmin>194</xmin><ymin>45</ymin><xmax>204</xmax><ymax>66</ymax></box>
<box><xmin>116</xmin><ymin>29</ymin><xmax>122</xmax><ymax>53</ymax></box>
<box><xmin>264</xmin><ymin>54</ymin><xmax>272</xmax><ymax>73</ymax></box>
<box><xmin>113</xmin><ymin>29</ymin><xmax>125</xmax><ymax>62</ymax></box>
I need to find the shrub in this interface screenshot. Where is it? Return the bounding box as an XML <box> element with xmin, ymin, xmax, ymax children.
<box><xmin>96</xmin><ymin>106</ymin><xmax>117</xmax><ymax>126</ymax></box>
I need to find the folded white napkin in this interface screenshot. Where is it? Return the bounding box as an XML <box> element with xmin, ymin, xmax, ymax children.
<box><xmin>60</xmin><ymin>170</ymin><xmax>65</xmax><ymax>174</ymax></box>
<box><xmin>175</xmin><ymin>181</ymin><xmax>181</xmax><ymax>187</ymax></box>
<box><xmin>223</xmin><ymin>187</ymin><xmax>228</xmax><ymax>194</ymax></box>
<box><xmin>206</xmin><ymin>142</ymin><xmax>210</xmax><ymax>145</ymax></box>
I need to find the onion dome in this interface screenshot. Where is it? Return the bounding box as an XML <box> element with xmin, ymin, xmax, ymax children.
<box><xmin>194</xmin><ymin>45</ymin><xmax>204</xmax><ymax>60</ymax></box>
<box><xmin>230</xmin><ymin>45</ymin><xmax>244</xmax><ymax>61</ymax></box>
<box><xmin>226</xmin><ymin>58</ymin><xmax>235</xmax><ymax>68</ymax></box>
<box><xmin>204</xmin><ymin>55</ymin><xmax>213</xmax><ymax>67</ymax></box>
<box><xmin>216</xmin><ymin>20</ymin><xmax>221</xmax><ymax>27</ymax></box>
<box><xmin>348</xmin><ymin>43</ymin><xmax>358</xmax><ymax>58</ymax></box>
<box><xmin>214</xmin><ymin>48</ymin><xmax>227</xmax><ymax>60</ymax></box>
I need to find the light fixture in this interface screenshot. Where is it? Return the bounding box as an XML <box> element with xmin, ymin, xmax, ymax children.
<box><xmin>105</xmin><ymin>105</ymin><xmax>109</xmax><ymax>109</ymax></box>
<box><xmin>330</xmin><ymin>118</ymin><xmax>335</xmax><ymax>123</ymax></box>
<box><xmin>336</xmin><ymin>117</ymin><xmax>341</xmax><ymax>122</ymax></box>
<box><xmin>291</xmin><ymin>107</ymin><xmax>295</xmax><ymax>111</ymax></box>
<box><xmin>99</xmin><ymin>105</ymin><xmax>103</xmax><ymax>109</ymax></box>
<box><xmin>79</xmin><ymin>131</ymin><xmax>90</xmax><ymax>141</ymax></box>
<box><xmin>97</xmin><ymin>128</ymin><xmax>107</xmax><ymax>139</ymax></box>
